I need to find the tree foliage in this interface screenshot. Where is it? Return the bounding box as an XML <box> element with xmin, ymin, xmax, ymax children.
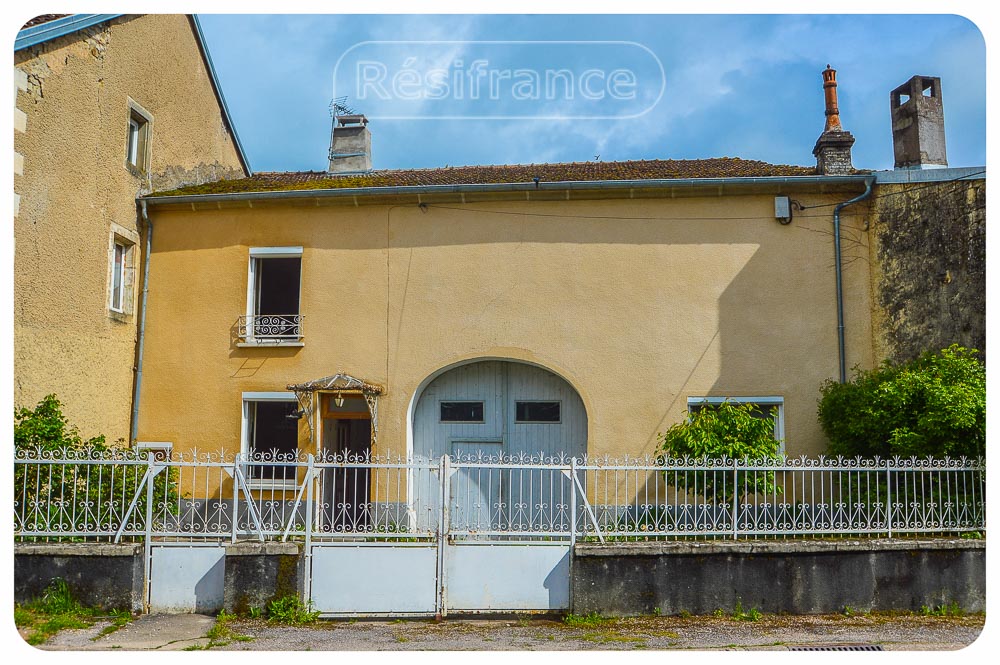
<box><xmin>657</xmin><ymin>401</ymin><xmax>783</xmax><ymax>501</ymax></box>
<box><xmin>818</xmin><ymin>345</ymin><xmax>985</xmax><ymax>459</ymax></box>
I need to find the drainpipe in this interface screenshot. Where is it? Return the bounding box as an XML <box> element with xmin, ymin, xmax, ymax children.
<box><xmin>130</xmin><ymin>199</ymin><xmax>153</xmax><ymax>444</ymax></box>
<box><xmin>832</xmin><ymin>177</ymin><xmax>875</xmax><ymax>383</ymax></box>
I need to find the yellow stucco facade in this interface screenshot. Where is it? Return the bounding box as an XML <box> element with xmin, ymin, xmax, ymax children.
<box><xmin>14</xmin><ymin>15</ymin><xmax>247</xmax><ymax>443</ymax></box>
<box><xmin>137</xmin><ymin>186</ymin><xmax>875</xmax><ymax>461</ymax></box>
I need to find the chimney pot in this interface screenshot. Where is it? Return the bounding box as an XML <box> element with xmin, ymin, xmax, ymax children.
<box><xmin>328</xmin><ymin>113</ymin><xmax>372</xmax><ymax>173</ymax></box>
<box><xmin>813</xmin><ymin>65</ymin><xmax>855</xmax><ymax>175</ymax></box>
<box><xmin>890</xmin><ymin>75</ymin><xmax>947</xmax><ymax>169</ymax></box>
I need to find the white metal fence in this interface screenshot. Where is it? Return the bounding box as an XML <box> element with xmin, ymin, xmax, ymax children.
<box><xmin>14</xmin><ymin>448</ymin><xmax>985</xmax><ymax>543</ymax></box>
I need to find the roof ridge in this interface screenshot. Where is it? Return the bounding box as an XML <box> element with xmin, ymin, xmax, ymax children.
<box><xmin>250</xmin><ymin>156</ymin><xmax>807</xmax><ymax>179</ymax></box>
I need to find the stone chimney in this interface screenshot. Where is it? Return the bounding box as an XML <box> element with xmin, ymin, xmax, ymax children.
<box><xmin>890</xmin><ymin>76</ymin><xmax>947</xmax><ymax>169</ymax></box>
<box><xmin>812</xmin><ymin>65</ymin><xmax>856</xmax><ymax>175</ymax></box>
<box><xmin>328</xmin><ymin>114</ymin><xmax>371</xmax><ymax>173</ymax></box>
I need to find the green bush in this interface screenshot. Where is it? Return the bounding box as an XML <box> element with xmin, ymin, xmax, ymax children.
<box><xmin>14</xmin><ymin>394</ymin><xmax>179</xmax><ymax>536</ymax></box>
<box><xmin>657</xmin><ymin>401</ymin><xmax>783</xmax><ymax>501</ymax></box>
<box><xmin>818</xmin><ymin>345</ymin><xmax>985</xmax><ymax>459</ymax></box>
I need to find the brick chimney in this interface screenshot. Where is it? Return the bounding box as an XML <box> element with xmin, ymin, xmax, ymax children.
<box><xmin>812</xmin><ymin>65</ymin><xmax>856</xmax><ymax>175</ymax></box>
<box><xmin>328</xmin><ymin>114</ymin><xmax>371</xmax><ymax>173</ymax></box>
<box><xmin>890</xmin><ymin>76</ymin><xmax>947</xmax><ymax>169</ymax></box>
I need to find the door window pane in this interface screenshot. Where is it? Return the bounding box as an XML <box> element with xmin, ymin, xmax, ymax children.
<box><xmin>440</xmin><ymin>401</ymin><xmax>484</xmax><ymax>423</ymax></box>
<box><xmin>515</xmin><ymin>401</ymin><xmax>561</xmax><ymax>423</ymax></box>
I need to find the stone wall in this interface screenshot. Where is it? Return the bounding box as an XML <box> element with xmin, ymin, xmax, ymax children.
<box><xmin>571</xmin><ymin>539</ymin><xmax>986</xmax><ymax>616</ymax></box>
<box><xmin>868</xmin><ymin>176</ymin><xmax>985</xmax><ymax>365</ymax></box>
<box><xmin>14</xmin><ymin>543</ymin><xmax>145</xmax><ymax>612</ymax></box>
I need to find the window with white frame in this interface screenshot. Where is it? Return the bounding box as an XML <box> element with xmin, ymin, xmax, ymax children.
<box><xmin>242</xmin><ymin>247</ymin><xmax>303</xmax><ymax>343</ymax></box>
<box><xmin>108</xmin><ymin>230</ymin><xmax>136</xmax><ymax>317</ymax></box>
<box><xmin>687</xmin><ymin>396</ymin><xmax>785</xmax><ymax>451</ymax></box>
<box><xmin>241</xmin><ymin>392</ymin><xmax>301</xmax><ymax>487</ymax></box>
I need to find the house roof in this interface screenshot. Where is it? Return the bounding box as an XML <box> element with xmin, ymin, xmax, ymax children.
<box><xmin>20</xmin><ymin>15</ymin><xmax>70</xmax><ymax>29</ymax></box>
<box><xmin>150</xmin><ymin>157</ymin><xmax>820</xmax><ymax>197</ymax></box>
<box><xmin>15</xmin><ymin>14</ymin><xmax>252</xmax><ymax>177</ymax></box>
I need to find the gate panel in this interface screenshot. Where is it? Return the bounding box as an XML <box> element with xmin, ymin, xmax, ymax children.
<box><xmin>309</xmin><ymin>543</ymin><xmax>438</xmax><ymax>615</ymax></box>
<box><xmin>444</xmin><ymin>542</ymin><xmax>570</xmax><ymax>612</ymax></box>
<box><xmin>148</xmin><ymin>544</ymin><xmax>225</xmax><ymax>614</ymax></box>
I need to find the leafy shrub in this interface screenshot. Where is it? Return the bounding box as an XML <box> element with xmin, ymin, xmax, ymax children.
<box><xmin>818</xmin><ymin>345</ymin><xmax>985</xmax><ymax>458</ymax></box>
<box><xmin>14</xmin><ymin>394</ymin><xmax>179</xmax><ymax>537</ymax></box>
<box><xmin>657</xmin><ymin>401</ymin><xmax>783</xmax><ymax>501</ymax></box>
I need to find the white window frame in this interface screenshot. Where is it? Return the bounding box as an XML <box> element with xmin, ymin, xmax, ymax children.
<box><xmin>110</xmin><ymin>241</ymin><xmax>127</xmax><ymax>313</ymax></box>
<box><xmin>242</xmin><ymin>247</ymin><xmax>304</xmax><ymax>347</ymax></box>
<box><xmin>127</xmin><ymin>118</ymin><xmax>140</xmax><ymax>166</ymax></box>
<box><xmin>687</xmin><ymin>395</ymin><xmax>785</xmax><ymax>453</ymax></box>
<box><xmin>241</xmin><ymin>392</ymin><xmax>300</xmax><ymax>491</ymax></box>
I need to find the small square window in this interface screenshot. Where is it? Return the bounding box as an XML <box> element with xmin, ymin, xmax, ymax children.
<box><xmin>440</xmin><ymin>401</ymin><xmax>484</xmax><ymax>423</ymax></box>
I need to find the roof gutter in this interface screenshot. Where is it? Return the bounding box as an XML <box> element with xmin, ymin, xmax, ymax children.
<box><xmin>143</xmin><ymin>174</ymin><xmax>872</xmax><ymax>206</ymax></box>
<box><xmin>15</xmin><ymin>14</ymin><xmax>122</xmax><ymax>50</ymax></box>
<box><xmin>189</xmin><ymin>15</ymin><xmax>252</xmax><ymax>176</ymax></box>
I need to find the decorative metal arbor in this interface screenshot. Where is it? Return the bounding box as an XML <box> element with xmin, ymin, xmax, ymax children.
<box><xmin>287</xmin><ymin>372</ymin><xmax>385</xmax><ymax>450</ymax></box>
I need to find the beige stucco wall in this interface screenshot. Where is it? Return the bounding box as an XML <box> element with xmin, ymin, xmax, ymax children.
<box><xmin>137</xmin><ymin>191</ymin><xmax>874</xmax><ymax>461</ymax></box>
<box><xmin>14</xmin><ymin>14</ymin><xmax>246</xmax><ymax>443</ymax></box>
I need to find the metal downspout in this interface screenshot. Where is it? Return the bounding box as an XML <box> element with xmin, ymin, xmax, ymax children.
<box><xmin>832</xmin><ymin>177</ymin><xmax>874</xmax><ymax>383</ymax></box>
<box><xmin>130</xmin><ymin>200</ymin><xmax>153</xmax><ymax>443</ymax></box>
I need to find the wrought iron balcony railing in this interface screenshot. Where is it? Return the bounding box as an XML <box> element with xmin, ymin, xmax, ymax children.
<box><xmin>238</xmin><ymin>314</ymin><xmax>303</xmax><ymax>342</ymax></box>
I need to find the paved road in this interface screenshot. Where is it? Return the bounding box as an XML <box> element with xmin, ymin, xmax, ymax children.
<box><xmin>34</xmin><ymin>612</ymin><xmax>985</xmax><ymax>651</ymax></box>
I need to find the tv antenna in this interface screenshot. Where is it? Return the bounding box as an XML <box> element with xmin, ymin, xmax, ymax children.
<box><xmin>329</xmin><ymin>96</ymin><xmax>356</xmax><ymax>117</ymax></box>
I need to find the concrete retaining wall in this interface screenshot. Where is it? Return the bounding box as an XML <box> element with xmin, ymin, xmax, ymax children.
<box><xmin>14</xmin><ymin>543</ymin><xmax>145</xmax><ymax>612</ymax></box>
<box><xmin>222</xmin><ymin>542</ymin><xmax>303</xmax><ymax>614</ymax></box>
<box><xmin>571</xmin><ymin>538</ymin><xmax>986</xmax><ymax>616</ymax></box>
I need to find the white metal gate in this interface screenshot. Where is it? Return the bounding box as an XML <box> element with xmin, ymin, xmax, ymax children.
<box><xmin>148</xmin><ymin>544</ymin><xmax>226</xmax><ymax>613</ymax></box>
<box><xmin>307</xmin><ymin>454</ymin><xmax>579</xmax><ymax>617</ymax></box>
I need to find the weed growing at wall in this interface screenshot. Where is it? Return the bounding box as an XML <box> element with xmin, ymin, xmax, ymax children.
<box><xmin>267</xmin><ymin>595</ymin><xmax>320</xmax><ymax>624</ymax></box>
<box><xmin>14</xmin><ymin>577</ymin><xmax>132</xmax><ymax>646</ymax></box>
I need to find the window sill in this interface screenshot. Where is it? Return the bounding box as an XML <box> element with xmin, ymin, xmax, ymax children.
<box><xmin>246</xmin><ymin>480</ymin><xmax>299</xmax><ymax>492</ymax></box>
<box><xmin>108</xmin><ymin>309</ymin><xmax>131</xmax><ymax>323</ymax></box>
<box><xmin>237</xmin><ymin>340</ymin><xmax>305</xmax><ymax>348</ymax></box>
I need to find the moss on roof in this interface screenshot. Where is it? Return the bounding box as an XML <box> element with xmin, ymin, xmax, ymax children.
<box><xmin>148</xmin><ymin>157</ymin><xmax>821</xmax><ymax>198</ymax></box>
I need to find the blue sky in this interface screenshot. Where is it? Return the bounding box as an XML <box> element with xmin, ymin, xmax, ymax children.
<box><xmin>197</xmin><ymin>14</ymin><xmax>986</xmax><ymax>173</ymax></box>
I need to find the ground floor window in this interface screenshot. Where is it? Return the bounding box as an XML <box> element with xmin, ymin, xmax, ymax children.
<box><xmin>241</xmin><ymin>392</ymin><xmax>300</xmax><ymax>486</ymax></box>
<box><xmin>687</xmin><ymin>396</ymin><xmax>785</xmax><ymax>451</ymax></box>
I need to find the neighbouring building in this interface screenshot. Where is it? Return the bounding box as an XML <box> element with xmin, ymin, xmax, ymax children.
<box><xmin>14</xmin><ymin>14</ymin><xmax>250</xmax><ymax>444</ymax></box>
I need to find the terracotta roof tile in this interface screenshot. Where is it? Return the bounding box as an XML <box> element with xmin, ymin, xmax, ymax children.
<box><xmin>21</xmin><ymin>15</ymin><xmax>71</xmax><ymax>30</ymax></box>
<box><xmin>150</xmin><ymin>158</ymin><xmax>821</xmax><ymax>197</ymax></box>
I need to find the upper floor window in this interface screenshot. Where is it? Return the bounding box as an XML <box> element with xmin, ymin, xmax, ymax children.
<box><xmin>125</xmin><ymin>99</ymin><xmax>152</xmax><ymax>175</ymax></box>
<box><xmin>239</xmin><ymin>247</ymin><xmax>303</xmax><ymax>345</ymax></box>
